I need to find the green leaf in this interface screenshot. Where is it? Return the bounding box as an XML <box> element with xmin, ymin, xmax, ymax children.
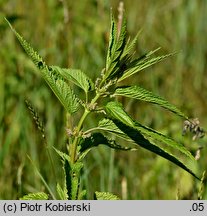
<box><xmin>104</xmin><ymin>16</ymin><xmax>172</xmax><ymax>84</ymax></box>
<box><xmin>106</xmin><ymin>13</ymin><xmax>117</xmax><ymax>72</ymax></box>
<box><xmin>50</xmin><ymin>66</ymin><xmax>94</xmax><ymax>93</ymax></box>
<box><xmin>94</xmin><ymin>192</ymin><xmax>120</xmax><ymax>200</ymax></box>
<box><xmin>198</xmin><ymin>170</ymin><xmax>206</xmax><ymax>200</ymax></box>
<box><xmin>104</xmin><ymin>13</ymin><xmax>127</xmax><ymax>81</ymax></box>
<box><xmin>134</xmin><ymin>121</ymin><xmax>194</xmax><ymax>160</ymax></box>
<box><xmin>113</xmin><ymin>85</ymin><xmax>187</xmax><ymax>118</ymax></box>
<box><xmin>79</xmin><ymin>132</ymin><xmax>132</xmax><ymax>154</ymax></box>
<box><xmin>7</xmin><ymin>20</ymin><xmax>79</xmax><ymax>114</ymax></box>
<box><xmin>53</xmin><ymin>147</ymin><xmax>70</xmax><ymax>162</ymax></box>
<box><xmin>20</xmin><ymin>192</ymin><xmax>48</xmax><ymax>200</ymax></box>
<box><xmin>113</xmin><ymin>15</ymin><xmax>127</xmax><ymax>61</ymax></box>
<box><xmin>6</xmin><ymin>19</ymin><xmax>43</xmax><ymax>67</ymax></box>
<box><xmin>105</xmin><ymin>101</ymin><xmax>134</xmax><ymax>126</ymax></box>
<box><xmin>71</xmin><ymin>162</ymin><xmax>83</xmax><ymax>200</ymax></box>
<box><xmin>112</xmin><ymin>119</ymin><xmax>199</xmax><ymax>180</ymax></box>
<box><xmin>105</xmin><ymin>101</ymin><xmax>192</xmax><ymax>159</ymax></box>
<box><xmin>56</xmin><ymin>183</ymin><xmax>68</xmax><ymax>200</ymax></box>
<box><xmin>62</xmin><ymin>159</ymin><xmax>83</xmax><ymax>200</ymax></box>
<box><xmin>122</xmin><ymin>30</ymin><xmax>141</xmax><ymax>58</ymax></box>
<box><xmin>98</xmin><ymin>118</ymin><xmax>132</xmax><ymax>142</ymax></box>
<box><xmin>47</xmin><ymin>70</ymin><xmax>80</xmax><ymax>114</ymax></box>
<box><xmin>78</xmin><ymin>190</ymin><xmax>87</xmax><ymax>200</ymax></box>
<box><xmin>98</xmin><ymin>117</ymin><xmax>193</xmax><ymax>160</ymax></box>
<box><xmin>118</xmin><ymin>49</ymin><xmax>173</xmax><ymax>82</ymax></box>
<box><xmin>77</xmin><ymin>149</ymin><xmax>91</xmax><ymax>161</ymax></box>
<box><xmin>53</xmin><ymin>148</ymin><xmax>73</xmax><ymax>199</ymax></box>
<box><xmin>105</xmin><ymin>101</ymin><xmax>199</xmax><ymax>179</ymax></box>
<box><xmin>63</xmin><ymin>159</ymin><xmax>71</xmax><ymax>200</ymax></box>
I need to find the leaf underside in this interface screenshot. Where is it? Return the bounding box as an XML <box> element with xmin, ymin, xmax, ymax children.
<box><xmin>112</xmin><ymin>119</ymin><xmax>199</xmax><ymax>180</ymax></box>
<box><xmin>79</xmin><ymin>132</ymin><xmax>133</xmax><ymax>154</ymax></box>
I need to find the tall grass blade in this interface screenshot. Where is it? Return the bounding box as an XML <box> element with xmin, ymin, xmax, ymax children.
<box><xmin>27</xmin><ymin>156</ymin><xmax>56</xmax><ymax>199</ymax></box>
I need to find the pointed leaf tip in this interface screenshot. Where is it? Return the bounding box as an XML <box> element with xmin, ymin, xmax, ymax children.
<box><xmin>105</xmin><ymin>101</ymin><xmax>199</xmax><ymax>179</ymax></box>
<box><xmin>7</xmin><ymin>22</ymin><xmax>80</xmax><ymax>114</ymax></box>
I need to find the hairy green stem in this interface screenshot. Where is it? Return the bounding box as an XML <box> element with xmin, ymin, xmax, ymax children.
<box><xmin>70</xmin><ymin>109</ymin><xmax>89</xmax><ymax>163</ymax></box>
<box><xmin>70</xmin><ymin>93</ymin><xmax>101</xmax><ymax>163</ymax></box>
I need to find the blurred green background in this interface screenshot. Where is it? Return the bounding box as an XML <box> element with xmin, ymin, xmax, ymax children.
<box><xmin>0</xmin><ymin>0</ymin><xmax>207</xmax><ymax>199</ymax></box>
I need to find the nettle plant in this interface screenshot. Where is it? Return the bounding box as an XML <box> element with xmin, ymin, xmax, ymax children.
<box><xmin>6</xmin><ymin>13</ymin><xmax>201</xmax><ymax>200</ymax></box>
